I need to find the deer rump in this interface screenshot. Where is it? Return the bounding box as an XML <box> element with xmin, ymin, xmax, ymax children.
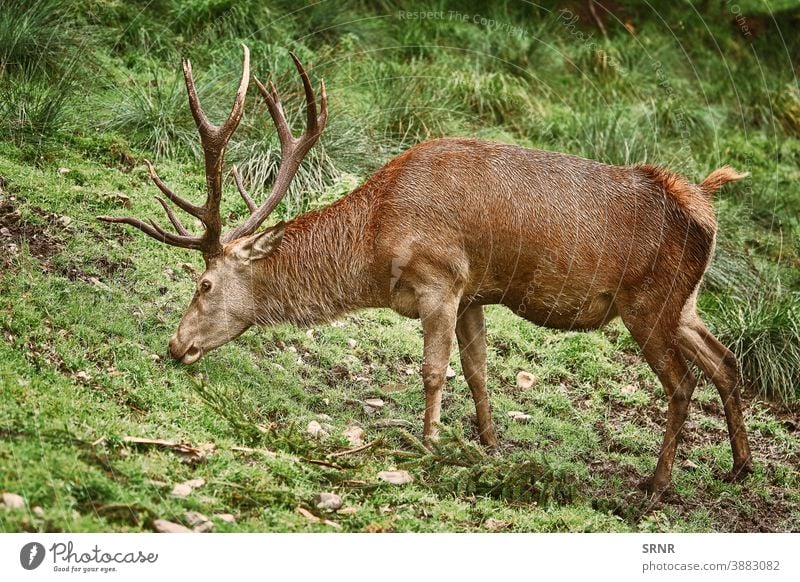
<box><xmin>374</xmin><ymin>137</ymin><xmax>715</xmax><ymax>331</ymax></box>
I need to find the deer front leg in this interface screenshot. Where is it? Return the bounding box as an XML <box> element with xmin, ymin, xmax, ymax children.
<box><xmin>456</xmin><ymin>304</ymin><xmax>498</xmax><ymax>448</ymax></box>
<box><xmin>418</xmin><ymin>291</ymin><xmax>460</xmax><ymax>443</ymax></box>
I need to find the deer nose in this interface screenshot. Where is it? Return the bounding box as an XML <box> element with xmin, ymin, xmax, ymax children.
<box><xmin>168</xmin><ymin>335</ymin><xmax>185</xmax><ymax>361</ymax></box>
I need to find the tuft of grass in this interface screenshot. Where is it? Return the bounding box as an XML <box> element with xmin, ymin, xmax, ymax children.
<box><xmin>105</xmin><ymin>67</ymin><xmax>199</xmax><ymax>161</ymax></box>
<box><xmin>400</xmin><ymin>426</ymin><xmax>577</xmax><ymax>506</ymax></box>
<box><xmin>703</xmin><ymin>288</ymin><xmax>800</xmax><ymax>403</ymax></box>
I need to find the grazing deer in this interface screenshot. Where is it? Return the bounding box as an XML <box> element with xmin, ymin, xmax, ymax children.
<box><xmin>100</xmin><ymin>46</ymin><xmax>753</xmax><ymax>494</ymax></box>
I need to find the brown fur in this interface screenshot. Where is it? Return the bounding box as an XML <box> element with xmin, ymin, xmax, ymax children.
<box><xmin>165</xmin><ymin>137</ymin><xmax>752</xmax><ymax>495</ymax></box>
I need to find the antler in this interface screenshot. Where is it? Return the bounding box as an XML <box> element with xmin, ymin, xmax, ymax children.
<box><xmin>223</xmin><ymin>52</ymin><xmax>327</xmax><ymax>243</ymax></box>
<box><xmin>99</xmin><ymin>46</ymin><xmax>327</xmax><ymax>261</ymax></box>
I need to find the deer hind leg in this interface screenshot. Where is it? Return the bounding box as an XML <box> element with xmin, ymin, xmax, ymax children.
<box><xmin>455</xmin><ymin>304</ymin><xmax>498</xmax><ymax>448</ymax></box>
<box><xmin>678</xmin><ymin>310</ymin><xmax>753</xmax><ymax>481</ymax></box>
<box><xmin>418</xmin><ymin>289</ymin><xmax>460</xmax><ymax>443</ymax></box>
<box><xmin>619</xmin><ymin>299</ymin><xmax>698</xmax><ymax>494</ymax></box>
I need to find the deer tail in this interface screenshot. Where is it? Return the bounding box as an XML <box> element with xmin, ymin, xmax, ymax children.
<box><xmin>699</xmin><ymin>165</ymin><xmax>749</xmax><ymax>197</ymax></box>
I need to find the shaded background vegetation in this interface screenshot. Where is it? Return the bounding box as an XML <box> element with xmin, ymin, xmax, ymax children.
<box><xmin>0</xmin><ymin>0</ymin><xmax>798</xmax><ymax>532</ymax></box>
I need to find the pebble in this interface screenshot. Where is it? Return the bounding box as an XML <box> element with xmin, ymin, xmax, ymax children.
<box><xmin>377</xmin><ymin>470</ymin><xmax>413</xmax><ymax>485</ymax></box>
<box><xmin>516</xmin><ymin>371</ymin><xmax>537</xmax><ymax>390</ymax></box>
<box><xmin>314</xmin><ymin>493</ymin><xmax>343</xmax><ymax>511</ymax></box>
<box><xmin>307</xmin><ymin>420</ymin><xmax>328</xmax><ymax>438</ymax></box>
<box><xmin>507</xmin><ymin>410</ymin><xmax>533</xmax><ymax>423</ymax></box>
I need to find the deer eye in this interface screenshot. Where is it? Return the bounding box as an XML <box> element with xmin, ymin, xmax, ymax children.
<box><xmin>200</xmin><ymin>280</ymin><xmax>212</xmax><ymax>293</ymax></box>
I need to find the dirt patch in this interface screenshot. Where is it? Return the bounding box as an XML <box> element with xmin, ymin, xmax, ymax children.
<box><xmin>586</xmin><ymin>390</ymin><xmax>799</xmax><ymax>532</ymax></box>
<box><xmin>0</xmin><ymin>197</ymin><xmax>64</xmax><ymax>268</ymax></box>
<box><xmin>0</xmin><ymin>196</ymin><xmax>132</xmax><ymax>282</ymax></box>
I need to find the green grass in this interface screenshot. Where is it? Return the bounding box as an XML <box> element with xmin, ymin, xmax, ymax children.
<box><xmin>1</xmin><ymin>0</ymin><xmax>799</xmax><ymax>532</ymax></box>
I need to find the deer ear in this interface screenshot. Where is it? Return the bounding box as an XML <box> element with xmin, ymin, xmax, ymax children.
<box><xmin>236</xmin><ymin>221</ymin><xmax>285</xmax><ymax>261</ymax></box>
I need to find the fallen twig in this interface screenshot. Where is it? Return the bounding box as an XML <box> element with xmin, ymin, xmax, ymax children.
<box><xmin>122</xmin><ymin>436</ymin><xmax>215</xmax><ymax>462</ymax></box>
<box><xmin>329</xmin><ymin>439</ymin><xmax>379</xmax><ymax>458</ymax></box>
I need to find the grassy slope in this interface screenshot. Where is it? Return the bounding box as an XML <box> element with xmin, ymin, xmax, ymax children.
<box><xmin>1</xmin><ymin>0</ymin><xmax>799</xmax><ymax>532</ymax></box>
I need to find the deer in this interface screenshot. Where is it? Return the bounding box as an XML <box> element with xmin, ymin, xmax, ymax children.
<box><xmin>99</xmin><ymin>46</ymin><xmax>753</xmax><ymax>495</ymax></box>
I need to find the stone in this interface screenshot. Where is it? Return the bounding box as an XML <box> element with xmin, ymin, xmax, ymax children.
<box><xmin>516</xmin><ymin>371</ymin><xmax>537</xmax><ymax>390</ymax></box>
<box><xmin>507</xmin><ymin>410</ymin><xmax>533</xmax><ymax>423</ymax></box>
<box><xmin>314</xmin><ymin>493</ymin><xmax>343</xmax><ymax>511</ymax></box>
<box><xmin>1</xmin><ymin>492</ymin><xmax>25</xmax><ymax>509</ymax></box>
<box><xmin>377</xmin><ymin>470</ymin><xmax>413</xmax><ymax>485</ymax></box>
<box><xmin>343</xmin><ymin>426</ymin><xmax>365</xmax><ymax>447</ymax></box>
<box><xmin>307</xmin><ymin>420</ymin><xmax>328</xmax><ymax>438</ymax></box>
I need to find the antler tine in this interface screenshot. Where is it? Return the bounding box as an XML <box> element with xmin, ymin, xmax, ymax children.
<box><xmin>145</xmin><ymin>160</ymin><xmax>203</xmax><ymax>218</ymax></box>
<box><xmin>230</xmin><ymin>166</ymin><xmax>257</xmax><ymax>214</ymax></box>
<box><xmin>97</xmin><ymin>215</ymin><xmax>203</xmax><ymax>250</ymax></box>
<box><xmin>254</xmin><ymin>76</ymin><xmax>293</xmax><ymax>152</ymax></box>
<box><xmin>222</xmin><ymin>53</ymin><xmax>327</xmax><ymax>244</ymax></box>
<box><xmin>289</xmin><ymin>52</ymin><xmax>318</xmax><ymax>133</ymax></box>
<box><xmin>181</xmin><ymin>58</ymin><xmax>212</xmax><ymax>134</ymax></box>
<box><xmin>219</xmin><ymin>45</ymin><xmax>251</xmax><ymax>141</ymax></box>
<box><xmin>154</xmin><ymin>196</ymin><xmax>190</xmax><ymax>236</ymax></box>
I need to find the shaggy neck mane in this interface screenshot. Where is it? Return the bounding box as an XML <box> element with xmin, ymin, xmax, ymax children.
<box><xmin>252</xmin><ymin>186</ymin><xmax>379</xmax><ymax>326</ymax></box>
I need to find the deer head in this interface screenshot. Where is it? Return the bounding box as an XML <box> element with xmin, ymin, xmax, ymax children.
<box><xmin>99</xmin><ymin>46</ymin><xmax>327</xmax><ymax>363</ymax></box>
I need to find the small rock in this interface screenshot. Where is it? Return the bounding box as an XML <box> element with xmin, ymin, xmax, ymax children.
<box><xmin>306</xmin><ymin>329</ymin><xmax>314</xmax><ymax>338</ymax></box>
<box><xmin>184</xmin><ymin>511</ymin><xmax>209</xmax><ymax>526</ymax></box>
<box><xmin>74</xmin><ymin>371</ymin><xmax>91</xmax><ymax>383</ymax></box>
<box><xmin>171</xmin><ymin>478</ymin><xmax>205</xmax><ymax>498</ymax></box>
<box><xmin>363</xmin><ymin>398</ymin><xmax>384</xmax><ymax>409</ymax></box>
<box><xmin>343</xmin><ymin>426</ymin><xmax>365</xmax><ymax>447</ymax></box>
<box><xmin>214</xmin><ymin>513</ymin><xmax>236</xmax><ymax>523</ymax></box>
<box><xmin>56</xmin><ymin>215</ymin><xmax>72</xmax><ymax>228</ymax></box>
<box><xmin>484</xmin><ymin>517</ymin><xmax>509</xmax><ymax>531</ymax></box>
<box><xmin>316</xmin><ymin>413</ymin><xmax>332</xmax><ymax>421</ymax></box>
<box><xmin>346</xmin><ymin>338</ymin><xmax>358</xmax><ymax>348</ymax></box>
<box><xmin>32</xmin><ymin>506</ymin><xmax>44</xmax><ymax>518</ymax></box>
<box><xmin>507</xmin><ymin>410</ymin><xmax>533</xmax><ymax>423</ymax></box>
<box><xmin>681</xmin><ymin>459</ymin><xmax>699</xmax><ymax>471</ymax></box>
<box><xmin>153</xmin><ymin>519</ymin><xmax>192</xmax><ymax>533</ymax></box>
<box><xmin>57</xmin><ymin>167</ymin><xmax>70</xmax><ymax>175</ymax></box>
<box><xmin>336</xmin><ymin>506</ymin><xmax>358</xmax><ymax>516</ymax></box>
<box><xmin>445</xmin><ymin>365</ymin><xmax>456</xmax><ymax>379</ymax></box>
<box><xmin>377</xmin><ymin>470</ymin><xmax>413</xmax><ymax>485</ymax></box>
<box><xmin>1</xmin><ymin>492</ymin><xmax>26</xmax><ymax>509</ymax></box>
<box><xmin>314</xmin><ymin>493</ymin><xmax>343</xmax><ymax>510</ymax></box>
<box><xmin>0</xmin><ymin>227</ymin><xmax>10</xmax><ymax>237</ymax></box>
<box><xmin>404</xmin><ymin>367</ymin><xmax>415</xmax><ymax>376</ymax></box>
<box><xmin>516</xmin><ymin>371</ymin><xmax>537</xmax><ymax>390</ymax></box>
<box><xmin>185</xmin><ymin>511</ymin><xmax>213</xmax><ymax>533</ymax></box>
<box><xmin>307</xmin><ymin>420</ymin><xmax>328</xmax><ymax>438</ymax></box>
<box><xmin>193</xmin><ymin>521</ymin><xmax>213</xmax><ymax>533</ymax></box>
<box><xmin>621</xmin><ymin>384</ymin><xmax>637</xmax><ymax>395</ymax></box>
<box><xmin>88</xmin><ymin>277</ymin><xmax>111</xmax><ymax>291</ymax></box>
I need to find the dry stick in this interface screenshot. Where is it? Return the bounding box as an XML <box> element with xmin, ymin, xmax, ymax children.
<box><xmin>328</xmin><ymin>439</ymin><xmax>379</xmax><ymax>458</ymax></box>
<box><xmin>588</xmin><ymin>0</ymin><xmax>608</xmax><ymax>39</ymax></box>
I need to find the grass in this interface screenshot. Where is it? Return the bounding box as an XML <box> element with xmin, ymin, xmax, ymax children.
<box><xmin>1</xmin><ymin>0</ymin><xmax>799</xmax><ymax>532</ymax></box>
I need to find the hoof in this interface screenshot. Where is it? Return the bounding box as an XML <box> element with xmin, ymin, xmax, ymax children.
<box><xmin>724</xmin><ymin>462</ymin><xmax>754</xmax><ymax>483</ymax></box>
<box><xmin>637</xmin><ymin>475</ymin><xmax>671</xmax><ymax>497</ymax></box>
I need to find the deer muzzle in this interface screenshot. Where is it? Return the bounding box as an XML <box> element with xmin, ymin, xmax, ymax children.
<box><xmin>168</xmin><ymin>334</ymin><xmax>203</xmax><ymax>364</ymax></box>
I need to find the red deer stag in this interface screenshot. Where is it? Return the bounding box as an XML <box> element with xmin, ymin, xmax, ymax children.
<box><xmin>100</xmin><ymin>46</ymin><xmax>753</xmax><ymax>494</ymax></box>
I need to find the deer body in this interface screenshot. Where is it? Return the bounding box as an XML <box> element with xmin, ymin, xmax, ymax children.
<box><xmin>101</xmin><ymin>47</ymin><xmax>753</xmax><ymax>496</ymax></box>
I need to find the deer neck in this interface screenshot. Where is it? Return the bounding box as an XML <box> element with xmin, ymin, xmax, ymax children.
<box><xmin>253</xmin><ymin>191</ymin><xmax>379</xmax><ymax>327</ymax></box>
